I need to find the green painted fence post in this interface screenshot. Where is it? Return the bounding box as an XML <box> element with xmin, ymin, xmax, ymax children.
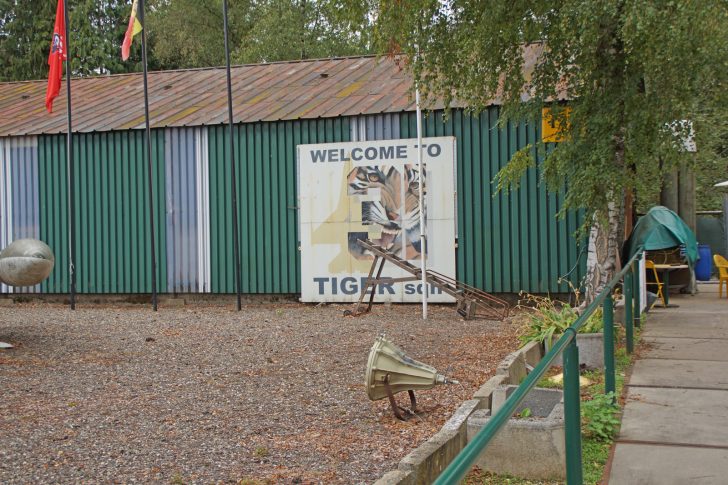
<box><xmin>633</xmin><ymin>254</ymin><xmax>642</xmax><ymax>327</ymax></box>
<box><xmin>563</xmin><ymin>331</ymin><xmax>584</xmax><ymax>485</ymax></box>
<box><xmin>603</xmin><ymin>292</ymin><xmax>615</xmax><ymax>401</ymax></box>
<box><xmin>625</xmin><ymin>268</ymin><xmax>634</xmax><ymax>354</ymax></box>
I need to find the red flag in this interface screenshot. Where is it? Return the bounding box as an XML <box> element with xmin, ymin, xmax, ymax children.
<box><xmin>121</xmin><ymin>0</ymin><xmax>142</xmax><ymax>61</ymax></box>
<box><xmin>45</xmin><ymin>0</ymin><xmax>67</xmax><ymax>113</ymax></box>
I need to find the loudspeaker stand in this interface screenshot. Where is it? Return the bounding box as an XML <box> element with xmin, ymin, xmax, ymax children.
<box><xmin>384</xmin><ymin>375</ymin><xmax>417</xmax><ymax>421</ymax></box>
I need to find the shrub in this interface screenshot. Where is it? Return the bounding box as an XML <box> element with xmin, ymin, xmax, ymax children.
<box><xmin>518</xmin><ymin>293</ymin><xmax>604</xmax><ymax>348</ymax></box>
<box><xmin>582</xmin><ymin>392</ymin><xmax>620</xmax><ymax>441</ymax></box>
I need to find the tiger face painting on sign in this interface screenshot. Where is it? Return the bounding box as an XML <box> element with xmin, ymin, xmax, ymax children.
<box><xmin>298</xmin><ymin>138</ymin><xmax>456</xmax><ymax>303</ymax></box>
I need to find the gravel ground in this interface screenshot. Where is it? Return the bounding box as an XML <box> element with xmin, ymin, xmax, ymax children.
<box><xmin>0</xmin><ymin>301</ymin><xmax>520</xmax><ymax>484</ymax></box>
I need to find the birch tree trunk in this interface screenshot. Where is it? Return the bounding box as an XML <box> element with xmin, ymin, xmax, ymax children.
<box><xmin>583</xmin><ymin>200</ymin><xmax>624</xmax><ymax>305</ymax></box>
<box><xmin>583</xmin><ymin>124</ymin><xmax>627</xmax><ymax>305</ymax></box>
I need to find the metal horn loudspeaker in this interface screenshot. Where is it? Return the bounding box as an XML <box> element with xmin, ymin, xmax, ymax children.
<box><xmin>365</xmin><ymin>335</ymin><xmax>458</xmax><ymax>420</ymax></box>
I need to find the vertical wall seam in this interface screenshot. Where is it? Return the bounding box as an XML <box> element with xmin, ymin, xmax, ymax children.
<box><xmin>164</xmin><ymin>127</ymin><xmax>201</xmax><ymax>293</ymax></box>
<box><xmin>196</xmin><ymin>127</ymin><xmax>211</xmax><ymax>293</ymax></box>
<box><xmin>0</xmin><ymin>138</ymin><xmax>12</xmax><ymax>293</ymax></box>
<box><xmin>165</xmin><ymin>128</ymin><xmax>175</xmax><ymax>292</ymax></box>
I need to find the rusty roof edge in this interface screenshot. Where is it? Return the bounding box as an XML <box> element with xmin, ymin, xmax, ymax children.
<box><xmin>0</xmin><ymin>104</ymin><xmax>481</xmax><ymax>137</ymax></box>
<box><xmin>1</xmin><ymin>52</ymin><xmax>524</xmax><ymax>137</ymax></box>
<box><xmin>0</xmin><ymin>54</ymin><xmax>394</xmax><ymax>86</ymax></box>
<box><xmin>0</xmin><ymin>108</ymin><xmax>428</xmax><ymax>138</ymax></box>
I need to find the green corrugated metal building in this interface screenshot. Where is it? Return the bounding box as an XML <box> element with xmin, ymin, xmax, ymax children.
<box><xmin>0</xmin><ymin>56</ymin><xmax>585</xmax><ymax>296</ymax></box>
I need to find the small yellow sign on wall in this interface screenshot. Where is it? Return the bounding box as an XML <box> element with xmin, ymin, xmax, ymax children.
<box><xmin>542</xmin><ymin>106</ymin><xmax>571</xmax><ymax>143</ymax></box>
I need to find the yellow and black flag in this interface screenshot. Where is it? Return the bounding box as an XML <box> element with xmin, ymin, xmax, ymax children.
<box><xmin>121</xmin><ymin>0</ymin><xmax>142</xmax><ymax>60</ymax></box>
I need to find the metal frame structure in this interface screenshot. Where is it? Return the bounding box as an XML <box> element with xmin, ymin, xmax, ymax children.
<box><xmin>347</xmin><ymin>239</ymin><xmax>510</xmax><ymax>321</ymax></box>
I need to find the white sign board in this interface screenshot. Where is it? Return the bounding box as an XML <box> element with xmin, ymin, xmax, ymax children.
<box><xmin>298</xmin><ymin>137</ymin><xmax>457</xmax><ymax>303</ymax></box>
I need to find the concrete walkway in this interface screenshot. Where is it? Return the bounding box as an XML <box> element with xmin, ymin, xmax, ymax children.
<box><xmin>608</xmin><ymin>284</ymin><xmax>728</xmax><ymax>485</ymax></box>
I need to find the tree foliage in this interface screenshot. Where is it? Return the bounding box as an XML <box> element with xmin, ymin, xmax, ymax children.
<box><xmin>0</xmin><ymin>0</ymin><xmax>375</xmax><ymax>80</ymax></box>
<box><xmin>374</xmin><ymin>0</ymin><xmax>728</xmax><ymax>218</ymax></box>
<box><xmin>236</xmin><ymin>0</ymin><xmax>373</xmax><ymax>63</ymax></box>
<box><xmin>147</xmin><ymin>0</ymin><xmax>374</xmax><ymax>69</ymax></box>
<box><xmin>146</xmin><ymin>0</ymin><xmax>248</xmax><ymax>69</ymax></box>
<box><xmin>0</xmin><ymin>0</ymin><xmax>140</xmax><ymax>81</ymax></box>
<box><xmin>72</xmin><ymin>0</ymin><xmax>140</xmax><ymax>76</ymax></box>
<box><xmin>0</xmin><ymin>0</ymin><xmax>55</xmax><ymax>81</ymax></box>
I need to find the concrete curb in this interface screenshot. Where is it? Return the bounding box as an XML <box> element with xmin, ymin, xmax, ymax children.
<box><xmin>520</xmin><ymin>340</ymin><xmax>542</xmax><ymax>367</ymax></box>
<box><xmin>473</xmin><ymin>374</ymin><xmax>508</xmax><ymax>410</ymax></box>
<box><xmin>496</xmin><ymin>349</ymin><xmax>528</xmax><ymax>384</ymax></box>
<box><xmin>551</xmin><ymin>332</ymin><xmax>604</xmax><ymax>369</ymax></box>
<box><xmin>395</xmin><ymin>400</ymin><xmax>481</xmax><ymax>484</ymax></box>
<box><xmin>374</xmin><ymin>339</ymin><xmax>547</xmax><ymax>484</ymax></box>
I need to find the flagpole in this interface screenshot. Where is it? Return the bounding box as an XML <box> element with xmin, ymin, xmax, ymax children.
<box><xmin>62</xmin><ymin>0</ymin><xmax>76</xmax><ymax>310</ymax></box>
<box><xmin>416</xmin><ymin>84</ymin><xmax>427</xmax><ymax>320</ymax></box>
<box><xmin>223</xmin><ymin>0</ymin><xmax>243</xmax><ymax>311</ymax></box>
<box><xmin>413</xmin><ymin>42</ymin><xmax>427</xmax><ymax>320</ymax></box>
<box><xmin>138</xmin><ymin>0</ymin><xmax>158</xmax><ymax>311</ymax></box>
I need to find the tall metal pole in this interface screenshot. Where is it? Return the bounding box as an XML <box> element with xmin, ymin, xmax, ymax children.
<box><xmin>723</xmin><ymin>195</ymin><xmax>728</xmax><ymax>255</ymax></box>
<box><xmin>223</xmin><ymin>0</ymin><xmax>242</xmax><ymax>311</ymax></box>
<box><xmin>415</xmin><ymin>86</ymin><xmax>427</xmax><ymax>320</ymax></box>
<box><xmin>563</xmin><ymin>334</ymin><xmax>584</xmax><ymax>485</ymax></box>
<box><xmin>603</xmin><ymin>292</ymin><xmax>616</xmax><ymax>401</ymax></box>
<box><xmin>624</xmin><ymin>269</ymin><xmax>633</xmax><ymax>354</ymax></box>
<box><xmin>414</xmin><ymin>44</ymin><xmax>427</xmax><ymax>320</ymax></box>
<box><xmin>633</xmin><ymin>253</ymin><xmax>642</xmax><ymax>327</ymax></box>
<box><xmin>62</xmin><ymin>0</ymin><xmax>76</xmax><ymax>310</ymax></box>
<box><xmin>138</xmin><ymin>0</ymin><xmax>157</xmax><ymax>311</ymax></box>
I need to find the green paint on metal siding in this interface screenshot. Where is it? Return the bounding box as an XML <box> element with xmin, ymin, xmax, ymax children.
<box><xmin>39</xmin><ymin>131</ymin><xmax>167</xmax><ymax>293</ymax></box>
<box><xmin>401</xmin><ymin>109</ymin><xmax>585</xmax><ymax>294</ymax></box>
<box><xmin>499</xmin><ymin>117</ymin><xmax>512</xmax><ymax>292</ymax></box>
<box><xmin>38</xmin><ymin>136</ymin><xmax>68</xmax><ymax>293</ymax></box>
<box><xmin>29</xmin><ymin>109</ymin><xmax>585</xmax><ymax>296</ymax></box>
<box><xmin>208</xmin><ymin>118</ymin><xmax>350</xmax><ymax>294</ymax></box>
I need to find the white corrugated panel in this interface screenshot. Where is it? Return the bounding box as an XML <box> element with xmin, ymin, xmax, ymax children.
<box><xmin>164</xmin><ymin>127</ymin><xmax>211</xmax><ymax>293</ymax></box>
<box><xmin>350</xmin><ymin>114</ymin><xmax>401</xmax><ymax>141</ymax></box>
<box><xmin>196</xmin><ymin>128</ymin><xmax>211</xmax><ymax>292</ymax></box>
<box><xmin>0</xmin><ymin>136</ymin><xmax>40</xmax><ymax>293</ymax></box>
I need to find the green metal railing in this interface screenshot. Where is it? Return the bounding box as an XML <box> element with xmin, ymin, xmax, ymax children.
<box><xmin>434</xmin><ymin>248</ymin><xmax>644</xmax><ymax>485</ymax></box>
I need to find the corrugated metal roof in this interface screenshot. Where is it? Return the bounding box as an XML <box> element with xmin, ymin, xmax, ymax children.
<box><xmin>0</xmin><ymin>56</ymin><xmax>431</xmax><ymax>136</ymax></box>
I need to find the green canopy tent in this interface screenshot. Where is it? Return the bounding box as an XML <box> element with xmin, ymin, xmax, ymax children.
<box><xmin>624</xmin><ymin>206</ymin><xmax>699</xmax><ymax>267</ymax></box>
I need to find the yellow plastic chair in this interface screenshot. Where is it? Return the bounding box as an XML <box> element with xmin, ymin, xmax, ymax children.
<box><xmin>645</xmin><ymin>259</ymin><xmax>666</xmax><ymax>307</ymax></box>
<box><xmin>714</xmin><ymin>254</ymin><xmax>728</xmax><ymax>298</ymax></box>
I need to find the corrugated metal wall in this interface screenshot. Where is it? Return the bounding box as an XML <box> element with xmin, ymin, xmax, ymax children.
<box><xmin>351</xmin><ymin>110</ymin><xmax>585</xmax><ymax>293</ymax></box>
<box><xmin>164</xmin><ymin>127</ymin><xmax>211</xmax><ymax>293</ymax></box>
<box><xmin>2</xmin><ymin>109</ymin><xmax>583</xmax><ymax>296</ymax></box>
<box><xmin>208</xmin><ymin>117</ymin><xmax>350</xmax><ymax>294</ymax></box>
<box><xmin>399</xmin><ymin>109</ymin><xmax>585</xmax><ymax>293</ymax></box>
<box><xmin>39</xmin><ymin>131</ymin><xmax>167</xmax><ymax>293</ymax></box>
<box><xmin>0</xmin><ymin>136</ymin><xmax>40</xmax><ymax>293</ymax></box>
<box><xmin>350</xmin><ymin>113</ymin><xmax>401</xmax><ymax>141</ymax></box>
